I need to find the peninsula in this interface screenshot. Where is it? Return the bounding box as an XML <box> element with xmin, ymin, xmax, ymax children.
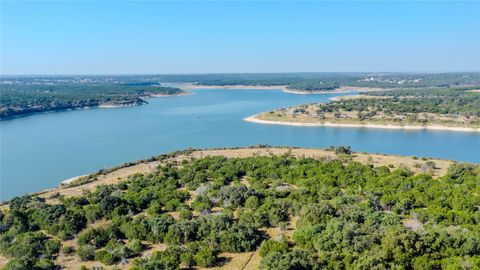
<box><xmin>0</xmin><ymin>79</ymin><xmax>185</xmax><ymax>120</ymax></box>
<box><xmin>1</xmin><ymin>147</ymin><xmax>479</xmax><ymax>269</ymax></box>
<box><xmin>247</xmin><ymin>87</ymin><xmax>480</xmax><ymax>132</ymax></box>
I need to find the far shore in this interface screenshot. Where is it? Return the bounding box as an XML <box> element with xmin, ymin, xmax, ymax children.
<box><xmin>188</xmin><ymin>84</ymin><xmax>287</xmax><ymax>90</ymax></box>
<box><xmin>183</xmin><ymin>84</ymin><xmax>385</xmax><ymax>94</ymax></box>
<box><xmin>98</xmin><ymin>92</ymin><xmax>191</xmax><ymax>108</ymax></box>
<box><xmin>146</xmin><ymin>91</ymin><xmax>193</xmax><ymax>97</ymax></box>
<box><xmin>98</xmin><ymin>103</ymin><xmax>138</xmax><ymax>108</ymax></box>
<box><xmin>244</xmin><ymin>114</ymin><xmax>480</xmax><ymax>133</ymax></box>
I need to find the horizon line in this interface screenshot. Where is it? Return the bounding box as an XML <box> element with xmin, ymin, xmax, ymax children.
<box><xmin>2</xmin><ymin>70</ymin><xmax>480</xmax><ymax>77</ymax></box>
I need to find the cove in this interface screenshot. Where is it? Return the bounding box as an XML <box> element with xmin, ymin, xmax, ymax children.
<box><xmin>1</xmin><ymin>88</ymin><xmax>479</xmax><ymax>200</ymax></box>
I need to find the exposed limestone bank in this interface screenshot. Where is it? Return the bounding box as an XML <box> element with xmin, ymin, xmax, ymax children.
<box><xmin>244</xmin><ymin>114</ymin><xmax>480</xmax><ymax>133</ymax></box>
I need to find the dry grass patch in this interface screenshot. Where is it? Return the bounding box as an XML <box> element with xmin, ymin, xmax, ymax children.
<box><xmin>1</xmin><ymin>147</ymin><xmax>455</xmax><ymax>213</ymax></box>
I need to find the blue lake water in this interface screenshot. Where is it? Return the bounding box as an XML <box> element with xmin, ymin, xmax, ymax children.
<box><xmin>1</xmin><ymin>88</ymin><xmax>479</xmax><ymax>200</ymax></box>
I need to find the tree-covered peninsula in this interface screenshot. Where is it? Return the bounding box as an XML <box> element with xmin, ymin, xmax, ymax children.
<box><xmin>251</xmin><ymin>87</ymin><xmax>480</xmax><ymax>131</ymax></box>
<box><xmin>0</xmin><ymin>83</ymin><xmax>185</xmax><ymax>120</ymax></box>
<box><xmin>1</xmin><ymin>147</ymin><xmax>479</xmax><ymax>269</ymax></box>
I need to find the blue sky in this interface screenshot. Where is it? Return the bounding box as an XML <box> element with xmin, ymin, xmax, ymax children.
<box><xmin>1</xmin><ymin>1</ymin><xmax>479</xmax><ymax>74</ymax></box>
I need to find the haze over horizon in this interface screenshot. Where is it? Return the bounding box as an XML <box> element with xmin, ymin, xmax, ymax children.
<box><xmin>1</xmin><ymin>1</ymin><xmax>480</xmax><ymax>75</ymax></box>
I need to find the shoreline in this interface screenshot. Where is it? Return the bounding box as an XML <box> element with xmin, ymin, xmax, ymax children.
<box><xmin>146</xmin><ymin>91</ymin><xmax>193</xmax><ymax>97</ymax></box>
<box><xmin>98</xmin><ymin>103</ymin><xmax>139</xmax><ymax>108</ymax></box>
<box><xmin>1</xmin><ymin>92</ymin><xmax>188</xmax><ymax>120</ymax></box>
<box><xmin>190</xmin><ymin>84</ymin><xmax>287</xmax><ymax>90</ymax></box>
<box><xmin>1</xmin><ymin>146</ymin><xmax>461</xmax><ymax>206</ymax></box>
<box><xmin>187</xmin><ymin>84</ymin><xmax>375</xmax><ymax>95</ymax></box>
<box><xmin>282</xmin><ymin>88</ymin><xmax>352</xmax><ymax>95</ymax></box>
<box><xmin>244</xmin><ymin>114</ymin><xmax>480</xmax><ymax>133</ymax></box>
<box><xmin>61</xmin><ymin>174</ymin><xmax>89</xmax><ymax>185</ymax></box>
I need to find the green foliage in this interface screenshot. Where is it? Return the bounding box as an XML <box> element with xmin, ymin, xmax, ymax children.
<box><xmin>2</xmin><ymin>153</ymin><xmax>480</xmax><ymax>269</ymax></box>
<box><xmin>77</xmin><ymin>225</ymin><xmax>120</xmax><ymax>249</ymax></box>
<box><xmin>77</xmin><ymin>244</ymin><xmax>96</xmax><ymax>261</ymax></box>
<box><xmin>180</xmin><ymin>251</ymin><xmax>194</xmax><ymax>267</ymax></box>
<box><xmin>178</xmin><ymin>72</ymin><xmax>480</xmax><ymax>90</ymax></box>
<box><xmin>334</xmin><ymin>145</ymin><xmax>352</xmax><ymax>155</ymax></box>
<box><xmin>130</xmin><ymin>247</ymin><xmax>181</xmax><ymax>270</ymax></box>
<box><xmin>95</xmin><ymin>249</ymin><xmax>116</xmax><ymax>265</ymax></box>
<box><xmin>179</xmin><ymin>208</ymin><xmax>193</xmax><ymax>220</ymax></box>
<box><xmin>191</xmin><ymin>195</ymin><xmax>213</xmax><ymax>213</ymax></box>
<box><xmin>260</xmin><ymin>249</ymin><xmax>320</xmax><ymax>270</ymax></box>
<box><xmin>194</xmin><ymin>246</ymin><xmax>217</xmax><ymax>268</ymax></box>
<box><xmin>219</xmin><ymin>224</ymin><xmax>263</xmax><ymax>252</ymax></box>
<box><xmin>318</xmin><ymin>87</ymin><xmax>480</xmax><ymax>123</ymax></box>
<box><xmin>0</xmin><ymin>82</ymin><xmax>184</xmax><ymax>119</ymax></box>
<box><xmin>259</xmin><ymin>236</ymin><xmax>289</xmax><ymax>257</ymax></box>
<box><xmin>127</xmin><ymin>239</ymin><xmax>144</xmax><ymax>254</ymax></box>
<box><xmin>4</xmin><ymin>257</ymin><xmax>35</xmax><ymax>270</ymax></box>
<box><xmin>245</xmin><ymin>195</ymin><xmax>260</xmax><ymax>209</ymax></box>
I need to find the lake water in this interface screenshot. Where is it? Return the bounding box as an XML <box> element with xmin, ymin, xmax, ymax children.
<box><xmin>1</xmin><ymin>88</ymin><xmax>479</xmax><ymax>200</ymax></box>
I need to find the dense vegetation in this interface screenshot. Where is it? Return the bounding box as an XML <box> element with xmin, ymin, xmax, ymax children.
<box><xmin>258</xmin><ymin>87</ymin><xmax>480</xmax><ymax>128</ymax></box>
<box><xmin>320</xmin><ymin>88</ymin><xmax>480</xmax><ymax>117</ymax></box>
<box><xmin>1</xmin><ymin>150</ymin><xmax>480</xmax><ymax>269</ymax></box>
<box><xmin>188</xmin><ymin>72</ymin><xmax>480</xmax><ymax>91</ymax></box>
<box><xmin>0</xmin><ymin>83</ymin><xmax>184</xmax><ymax>119</ymax></box>
<box><xmin>3</xmin><ymin>72</ymin><xmax>480</xmax><ymax>96</ymax></box>
<box><xmin>2</xmin><ymin>73</ymin><xmax>479</xmax><ymax>119</ymax></box>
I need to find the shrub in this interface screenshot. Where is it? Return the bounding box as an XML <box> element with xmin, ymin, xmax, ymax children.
<box><xmin>77</xmin><ymin>245</ymin><xmax>96</xmax><ymax>261</ymax></box>
<box><xmin>62</xmin><ymin>245</ymin><xmax>75</xmax><ymax>255</ymax></box>
<box><xmin>179</xmin><ymin>209</ymin><xmax>193</xmax><ymax>220</ymax></box>
<box><xmin>126</xmin><ymin>239</ymin><xmax>144</xmax><ymax>254</ymax></box>
<box><xmin>194</xmin><ymin>246</ymin><xmax>216</xmax><ymax>268</ymax></box>
<box><xmin>259</xmin><ymin>237</ymin><xmax>289</xmax><ymax>257</ymax></box>
<box><xmin>95</xmin><ymin>249</ymin><xmax>116</xmax><ymax>265</ymax></box>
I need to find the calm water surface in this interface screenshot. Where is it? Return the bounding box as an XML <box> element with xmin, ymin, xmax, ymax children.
<box><xmin>1</xmin><ymin>88</ymin><xmax>479</xmax><ymax>200</ymax></box>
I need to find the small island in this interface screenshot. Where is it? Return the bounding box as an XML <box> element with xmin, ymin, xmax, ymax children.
<box><xmin>247</xmin><ymin>87</ymin><xmax>480</xmax><ymax>132</ymax></box>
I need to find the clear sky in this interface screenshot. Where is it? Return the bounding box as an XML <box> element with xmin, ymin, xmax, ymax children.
<box><xmin>1</xmin><ymin>1</ymin><xmax>479</xmax><ymax>75</ymax></box>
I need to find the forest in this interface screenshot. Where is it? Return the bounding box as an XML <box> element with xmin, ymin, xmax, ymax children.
<box><xmin>3</xmin><ymin>73</ymin><xmax>480</xmax><ymax>95</ymax></box>
<box><xmin>1</xmin><ymin>148</ymin><xmax>480</xmax><ymax>269</ymax></box>
<box><xmin>187</xmin><ymin>72</ymin><xmax>480</xmax><ymax>91</ymax></box>
<box><xmin>0</xmin><ymin>84</ymin><xmax>184</xmax><ymax>120</ymax></box>
<box><xmin>257</xmin><ymin>87</ymin><xmax>480</xmax><ymax>128</ymax></box>
<box><xmin>320</xmin><ymin>87</ymin><xmax>480</xmax><ymax>116</ymax></box>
